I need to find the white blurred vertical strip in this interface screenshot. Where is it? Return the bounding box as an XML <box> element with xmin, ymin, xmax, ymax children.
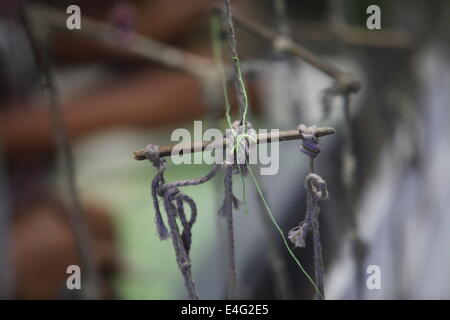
<box><xmin>412</xmin><ymin>43</ymin><xmax>450</xmax><ymax>298</ymax></box>
<box><xmin>326</xmin><ymin>43</ymin><xmax>450</xmax><ymax>299</ymax></box>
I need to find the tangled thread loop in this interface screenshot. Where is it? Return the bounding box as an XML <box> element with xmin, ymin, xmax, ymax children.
<box><xmin>145</xmin><ymin>144</ymin><xmax>219</xmax><ymax>252</ymax></box>
<box><xmin>305</xmin><ymin>173</ymin><xmax>328</xmax><ymax>200</ymax></box>
<box><xmin>146</xmin><ymin>143</ymin><xmax>222</xmax><ymax>300</ymax></box>
<box><xmin>288</xmin><ymin>173</ymin><xmax>328</xmax><ymax>248</ymax></box>
<box><xmin>219</xmin><ymin>121</ymin><xmax>257</xmax><ymax>296</ymax></box>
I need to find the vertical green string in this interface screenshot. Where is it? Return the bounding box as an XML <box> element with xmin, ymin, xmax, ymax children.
<box><xmin>210</xmin><ymin>10</ymin><xmax>250</xmax><ymax>214</ymax></box>
<box><xmin>210</xmin><ymin>5</ymin><xmax>322</xmax><ymax>298</ymax></box>
<box><xmin>210</xmin><ymin>12</ymin><xmax>233</xmax><ymax>129</ymax></box>
<box><xmin>248</xmin><ymin>166</ymin><xmax>323</xmax><ymax>299</ymax></box>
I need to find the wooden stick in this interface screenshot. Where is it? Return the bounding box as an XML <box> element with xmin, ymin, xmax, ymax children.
<box><xmin>230</xmin><ymin>10</ymin><xmax>362</xmax><ymax>94</ymax></box>
<box><xmin>133</xmin><ymin>127</ymin><xmax>335</xmax><ymax>160</ymax></box>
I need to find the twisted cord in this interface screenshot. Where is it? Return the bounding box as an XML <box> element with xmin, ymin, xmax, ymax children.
<box><xmin>219</xmin><ymin>121</ymin><xmax>256</xmax><ymax>298</ymax></box>
<box><xmin>221</xmin><ymin>166</ymin><xmax>237</xmax><ymax>298</ymax></box>
<box><xmin>223</xmin><ymin>0</ymin><xmax>249</xmax><ymax>122</ymax></box>
<box><xmin>288</xmin><ymin>124</ymin><xmax>329</xmax><ymax>299</ymax></box>
<box><xmin>159</xmin><ymin>164</ymin><xmax>221</xmax><ymax>191</ymax></box>
<box><xmin>145</xmin><ymin>144</ymin><xmax>221</xmax><ymax>299</ymax></box>
<box><xmin>288</xmin><ymin>173</ymin><xmax>328</xmax><ymax>248</ymax></box>
<box><xmin>175</xmin><ymin>194</ymin><xmax>197</xmax><ymax>255</ymax></box>
<box><xmin>163</xmin><ymin>193</ymin><xmax>198</xmax><ymax>300</ymax></box>
<box><xmin>146</xmin><ymin>144</ymin><xmax>170</xmax><ymax>240</ymax></box>
<box><xmin>313</xmin><ymin>219</ymin><xmax>325</xmax><ymax>299</ymax></box>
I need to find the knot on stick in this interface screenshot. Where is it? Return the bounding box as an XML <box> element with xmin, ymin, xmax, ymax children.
<box><xmin>224</xmin><ymin>120</ymin><xmax>257</xmax><ymax>175</ymax></box>
<box><xmin>298</xmin><ymin>124</ymin><xmax>322</xmax><ymax>158</ymax></box>
<box><xmin>219</xmin><ymin>120</ymin><xmax>256</xmax><ymax>216</ymax></box>
<box><xmin>145</xmin><ymin>144</ymin><xmax>165</xmax><ymax>169</ymax></box>
<box><xmin>145</xmin><ymin>144</ymin><xmax>221</xmax><ymax>300</ymax></box>
<box><xmin>145</xmin><ymin>144</ymin><xmax>170</xmax><ymax>240</ymax></box>
<box><xmin>219</xmin><ymin>120</ymin><xmax>256</xmax><ymax>297</ymax></box>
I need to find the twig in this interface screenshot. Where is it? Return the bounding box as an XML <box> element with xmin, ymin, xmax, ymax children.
<box><xmin>133</xmin><ymin>127</ymin><xmax>335</xmax><ymax>160</ymax></box>
<box><xmin>288</xmin><ymin>20</ymin><xmax>412</xmax><ymax>49</ymax></box>
<box><xmin>230</xmin><ymin>10</ymin><xmax>361</xmax><ymax>94</ymax></box>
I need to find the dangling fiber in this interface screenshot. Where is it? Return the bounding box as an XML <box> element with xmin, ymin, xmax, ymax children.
<box><xmin>288</xmin><ymin>124</ymin><xmax>329</xmax><ymax>299</ymax></box>
<box><xmin>219</xmin><ymin>121</ymin><xmax>256</xmax><ymax>298</ymax></box>
<box><xmin>223</xmin><ymin>0</ymin><xmax>249</xmax><ymax>122</ymax></box>
<box><xmin>145</xmin><ymin>144</ymin><xmax>221</xmax><ymax>299</ymax></box>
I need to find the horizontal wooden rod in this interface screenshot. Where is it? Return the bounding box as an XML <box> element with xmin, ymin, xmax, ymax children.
<box><xmin>133</xmin><ymin>127</ymin><xmax>335</xmax><ymax>160</ymax></box>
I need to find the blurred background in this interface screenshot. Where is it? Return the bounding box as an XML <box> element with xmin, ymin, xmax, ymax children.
<box><xmin>0</xmin><ymin>0</ymin><xmax>449</xmax><ymax>299</ymax></box>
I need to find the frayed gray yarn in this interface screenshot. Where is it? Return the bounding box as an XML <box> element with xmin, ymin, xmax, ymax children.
<box><xmin>224</xmin><ymin>0</ymin><xmax>247</xmax><ymax>119</ymax></box>
<box><xmin>288</xmin><ymin>173</ymin><xmax>328</xmax><ymax>248</ymax></box>
<box><xmin>146</xmin><ymin>144</ymin><xmax>170</xmax><ymax>240</ymax></box>
<box><xmin>221</xmin><ymin>165</ymin><xmax>237</xmax><ymax>298</ymax></box>
<box><xmin>289</xmin><ymin>172</ymin><xmax>328</xmax><ymax>300</ymax></box>
<box><xmin>144</xmin><ymin>120</ymin><xmax>256</xmax><ymax>299</ymax></box>
<box><xmin>289</xmin><ymin>125</ymin><xmax>329</xmax><ymax>299</ymax></box>
<box><xmin>219</xmin><ymin>121</ymin><xmax>256</xmax><ymax>298</ymax></box>
<box><xmin>312</xmin><ymin>219</ymin><xmax>325</xmax><ymax>299</ymax></box>
<box><xmin>145</xmin><ymin>144</ymin><xmax>221</xmax><ymax>300</ymax></box>
<box><xmin>298</xmin><ymin>124</ymin><xmax>322</xmax><ymax>158</ymax></box>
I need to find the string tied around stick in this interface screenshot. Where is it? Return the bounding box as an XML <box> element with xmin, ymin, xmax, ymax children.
<box><xmin>289</xmin><ymin>124</ymin><xmax>330</xmax><ymax>299</ymax></box>
<box><xmin>144</xmin><ymin>144</ymin><xmax>221</xmax><ymax>300</ymax></box>
<box><xmin>145</xmin><ymin>144</ymin><xmax>170</xmax><ymax>240</ymax></box>
<box><xmin>298</xmin><ymin>124</ymin><xmax>322</xmax><ymax>158</ymax></box>
<box><xmin>219</xmin><ymin>120</ymin><xmax>256</xmax><ymax>298</ymax></box>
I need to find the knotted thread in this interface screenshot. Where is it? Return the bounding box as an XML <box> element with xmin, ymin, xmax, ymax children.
<box><xmin>145</xmin><ymin>144</ymin><xmax>221</xmax><ymax>300</ymax></box>
<box><xmin>288</xmin><ymin>174</ymin><xmax>328</xmax><ymax>248</ymax></box>
<box><xmin>219</xmin><ymin>121</ymin><xmax>256</xmax><ymax>298</ymax></box>
<box><xmin>288</xmin><ymin>124</ymin><xmax>329</xmax><ymax>299</ymax></box>
<box><xmin>146</xmin><ymin>144</ymin><xmax>170</xmax><ymax>240</ymax></box>
<box><xmin>298</xmin><ymin>124</ymin><xmax>322</xmax><ymax>158</ymax></box>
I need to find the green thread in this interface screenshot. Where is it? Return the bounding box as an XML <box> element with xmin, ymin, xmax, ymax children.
<box><xmin>248</xmin><ymin>166</ymin><xmax>324</xmax><ymax>299</ymax></box>
<box><xmin>211</xmin><ymin>6</ymin><xmax>322</xmax><ymax>298</ymax></box>
<box><xmin>210</xmin><ymin>13</ymin><xmax>233</xmax><ymax>129</ymax></box>
<box><xmin>211</xmin><ymin>11</ymin><xmax>250</xmax><ymax>214</ymax></box>
<box><xmin>232</xmin><ymin>55</ymin><xmax>249</xmax><ymax>125</ymax></box>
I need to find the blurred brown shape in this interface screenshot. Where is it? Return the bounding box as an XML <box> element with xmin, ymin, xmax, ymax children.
<box><xmin>53</xmin><ymin>0</ymin><xmax>213</xmax><ymax>63</ymax></box>
<box><xmin>13</xmin><ymin>197</ymin><xmax>119</xmax><ymax>299</ymax></box>
<box><xmin>0</xmin><ymin>70</ymin><xmax>204</xmax><ymax>156</ymax></box>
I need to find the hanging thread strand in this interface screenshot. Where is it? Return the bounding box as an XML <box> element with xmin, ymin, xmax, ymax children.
<box><xmin>223</xmin><ymin>0</ymin><xmax>249</xmax><ymax>124</ymax></box>
<box><xmin>288</xmin><ymin>124</ymin><xmax>329</xmax><ymax>299</ymax></box>
<box><xmin>145</xmin><ymin>144</ymin><xmax>221</xmax><ymax>299</ymax></box>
